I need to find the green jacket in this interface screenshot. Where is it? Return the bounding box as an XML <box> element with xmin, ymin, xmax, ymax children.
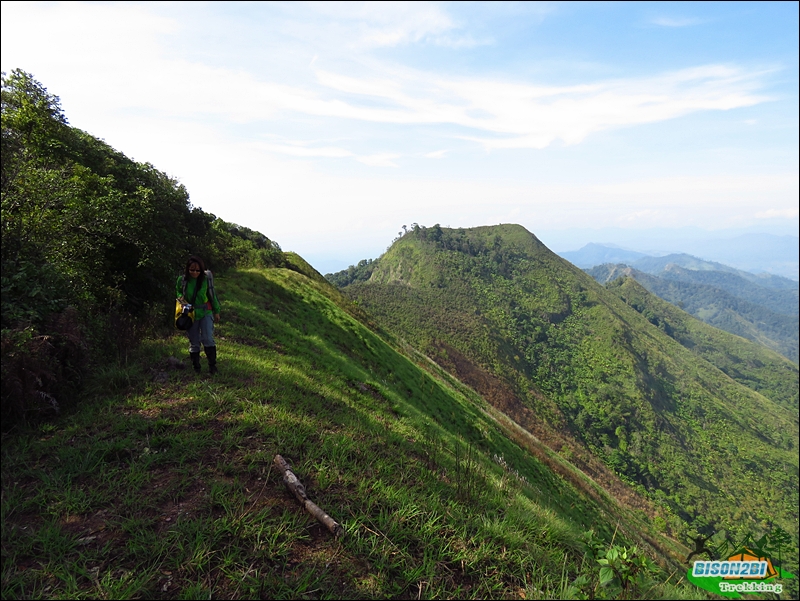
<box><xmin>176</xmin><ymin>272</ymin><xmax>221</xmax><ymax>319</ymax></box>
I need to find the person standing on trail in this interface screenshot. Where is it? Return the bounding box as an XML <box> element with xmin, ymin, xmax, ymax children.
<box><xmin>177</xmin><ymin>256</ymin><xmax>221</xmax><ymax>374</ymax></box>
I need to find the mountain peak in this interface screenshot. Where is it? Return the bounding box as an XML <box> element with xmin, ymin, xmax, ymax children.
<box><xmin>559</xmin><ymin>243</ymin><xmax>649</xmax><ymax>268</ymax></box>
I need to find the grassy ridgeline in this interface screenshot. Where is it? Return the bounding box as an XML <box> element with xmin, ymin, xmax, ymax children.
<box><xmin>342</xmin><ymin>225</ymin><xmax>799</xmax><ymax>551</ymax></box>
<box><xmin>1</xmin><ymin>263</ymin><xmax>704</xmax><ymax>599</ymax></box>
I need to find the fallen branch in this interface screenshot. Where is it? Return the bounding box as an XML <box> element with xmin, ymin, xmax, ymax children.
<box><xmin>274</xmin><ymin>454</ymin><xmax>344</xmax><ymax>538</ymax></box>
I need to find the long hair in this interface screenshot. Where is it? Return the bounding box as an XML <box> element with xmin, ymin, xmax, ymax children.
<box><xmin>184</xmin><ymin>255</ymin><xmax>206</xmax><ymax>285</ymax></box>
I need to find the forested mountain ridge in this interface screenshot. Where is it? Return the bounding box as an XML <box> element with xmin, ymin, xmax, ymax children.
<box><xmin>629</xmin><ymin>253</ymin><xmax>798</xmax><ymax>290</ymax></box>
<box><xmin>588</xmin><ymin>263</ymin><xmax>799</xmax><ymax>363</ymax></box>
<box><xmin>657</xmin><ymin>263</ymin><xmax>798</xmax><ymax>314</ymax></box>
<box><xmin>336</xmin><ymin>224</ymin><xmax>799</xmax><ymax>549</ymax></box>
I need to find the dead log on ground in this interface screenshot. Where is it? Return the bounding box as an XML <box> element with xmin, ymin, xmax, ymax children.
<box><xmin>273</xmin><ymin>454</ymin><xmax>344</xmax><ymax>538</ymax></box>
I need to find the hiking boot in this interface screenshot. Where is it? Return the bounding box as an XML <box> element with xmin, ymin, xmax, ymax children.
<box><xmin>204</xmin><ymin>345</ymin><xmax>218</xmax><ymax>375</ymax></box>
<box><xmin>190</xmin><ymin>351</ymin><xmax>201</xmax><ymax>373</ymax></box>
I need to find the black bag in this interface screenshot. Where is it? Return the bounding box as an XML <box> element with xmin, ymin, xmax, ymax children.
<box><xmin>175</xmin><ymin>301</ymin><xmax>194</xmax><ymax>330</ymax></box>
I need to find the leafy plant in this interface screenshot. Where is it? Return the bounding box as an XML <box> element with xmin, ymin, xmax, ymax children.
<box><xmin>577</xmin><ymin>529</ymin><xmax>660</xmax><ymax>600</ymax></box>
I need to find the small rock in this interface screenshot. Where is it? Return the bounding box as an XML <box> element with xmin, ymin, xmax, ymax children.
<box><xmin>166</xmin><ymin>356</ymin><xmax>186</xmax><ymax>370</ymax></box>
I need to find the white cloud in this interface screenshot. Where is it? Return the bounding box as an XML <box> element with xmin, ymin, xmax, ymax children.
<box><xmin>447</xmin><ymin>65</ymin><xmax>773</xmax><ymax>149</ymax></box>
<box><xmin>2</xmin><ymin>2</ymin><xmax>775</xmax><ymax>156</ymax></box>
<box><xmin>256</xmin><ymin>143</ymin><xmax>354</xmax><ymax>158</ymax></box>
<box><xmin>425</xmin><ymin>150</ymin><xmax>448</xmax><ymax>159</ymax></box>
<box><xmin>651</xmin><ymin>16</ymin><xmax>704</xmax><ymax>28</ymax></box>
<box><xmin>356</xmin><ymin>153</ymin><xmax>401</xmax><ymax>167</ymax></box>
<box><xmin>314</xmin><ymin>1</ymin><xmax>485</xmax><ymax>49</ymax></box>
<box><xmin>307</xmin><ymin>64</ymin><xmax>774</xmax><ymax>150</ymax></box>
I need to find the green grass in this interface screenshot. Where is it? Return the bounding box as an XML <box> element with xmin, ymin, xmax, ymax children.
<box><xmin>608</xmin><ymin>276</ymin><xmax>798</xmax><ymax>411</ymax></box>
<box><xmin>2</xmin><ymin>266</ymin><xmax>713</xmax><ymax>599</ymax></box>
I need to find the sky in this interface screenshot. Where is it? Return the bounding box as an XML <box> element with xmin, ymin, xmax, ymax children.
<box><xmin>2</xmin><ymin>1</ymin><xmax>798</xmax><ymax>274</ymax></box>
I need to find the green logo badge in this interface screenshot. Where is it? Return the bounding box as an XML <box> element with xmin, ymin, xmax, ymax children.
<box><xmin>687</xmin><ymin>533</ymin><xmax>796</xmax><ymax>599</ymax></box>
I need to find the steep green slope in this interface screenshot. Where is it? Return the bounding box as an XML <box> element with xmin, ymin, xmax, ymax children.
<box><xmin>1</xmin><ymin>263</ymin><xmax>701</xmax><ymax>599</ymax></box>
<box><xmin>342</xmin><ymin>225</ymin><xmax>799</xmax><ymax>544</ymax></box>
<box><xmin>588</xmin><ymin>263</ymin><xmax>799</xmax><ymax>363</ymax></box>
<box><xmin>605</xmin><ymin>275</ymin><xmax>798</xmax><ymax>412</ymax></box>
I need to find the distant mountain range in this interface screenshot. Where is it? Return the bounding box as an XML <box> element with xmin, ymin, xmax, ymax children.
<box><xmin>627</xmin><ymin>254</ymin><xmax>798</xmax><ymax>290</ymax></box>
<box><xmin>563</xmin><ymin>247</ymin><xmax>799</xmax><ymax>363</ymax></box>
<box><xmin>558</xmin><ymin>243</ymin><xmax>651</xmax><ymax>268</ymax></box>
<box><xmin>557</xmin><ymin>234</ymin><xmax>799</xmax><ymax>280</ymax></box>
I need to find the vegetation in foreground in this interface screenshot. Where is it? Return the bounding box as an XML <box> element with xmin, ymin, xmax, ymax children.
<box><xmin>2</xmin><ymin>263</ymin><xmax>710</xmax><ymax>599</ymax></box>
<box><xmin>1</xmin><ymin>69</ymin><xmax>284</xmax><ymax>425</ymax></box>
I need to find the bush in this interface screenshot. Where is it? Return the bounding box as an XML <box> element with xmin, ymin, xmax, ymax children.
<box><xmin>0</xmin><ymin>308</ymin><xmax>87</xmax><ymax>426</ymax></box>
<box><xmin>0</xmin><ymin>259</ymin><xmax>66</xmax><ymax>328</ymax></box>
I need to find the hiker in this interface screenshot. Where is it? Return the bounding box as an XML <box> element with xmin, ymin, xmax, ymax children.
<box><xmin>177</xmin><ymin>256</ymin><xmax>221</xmax><ymax>374</ymax></box>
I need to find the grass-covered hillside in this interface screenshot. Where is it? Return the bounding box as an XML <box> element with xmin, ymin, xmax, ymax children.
<box><xmin>605</xmin><ymin>275</ymin><xmax>798</xmax><ymax>412</ymax></box>
<box><xmin>2</xmin><ymin>257</ymin><xmax>706</xmax><ymax>600</ymax></box>
<box><xmin>587</xmin><ymin>263</ymin><xmax>799</xmax><ymax>363</ymax></box>
<box><xmin>338</xmin><ymin>225</ymin><xmax>799</xmax><ymax>552</ymax></box>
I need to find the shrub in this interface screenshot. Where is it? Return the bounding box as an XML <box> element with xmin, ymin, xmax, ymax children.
<box><xmin>0</xmin><ymin>307</ymin><xmax>87</xmax><ymax>426</ymax></box>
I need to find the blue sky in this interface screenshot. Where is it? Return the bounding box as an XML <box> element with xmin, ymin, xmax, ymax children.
<box><xmin>2</xmin><ymin>1</ymin><xmax>797</xmax><ymax>273</ymax></box>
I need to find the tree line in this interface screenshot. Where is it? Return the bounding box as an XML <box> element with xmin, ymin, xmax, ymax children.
<box><xmin>1</xmin><ymin>70</ymin><xmax>282</xmax><ymax>423</ymax></box>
